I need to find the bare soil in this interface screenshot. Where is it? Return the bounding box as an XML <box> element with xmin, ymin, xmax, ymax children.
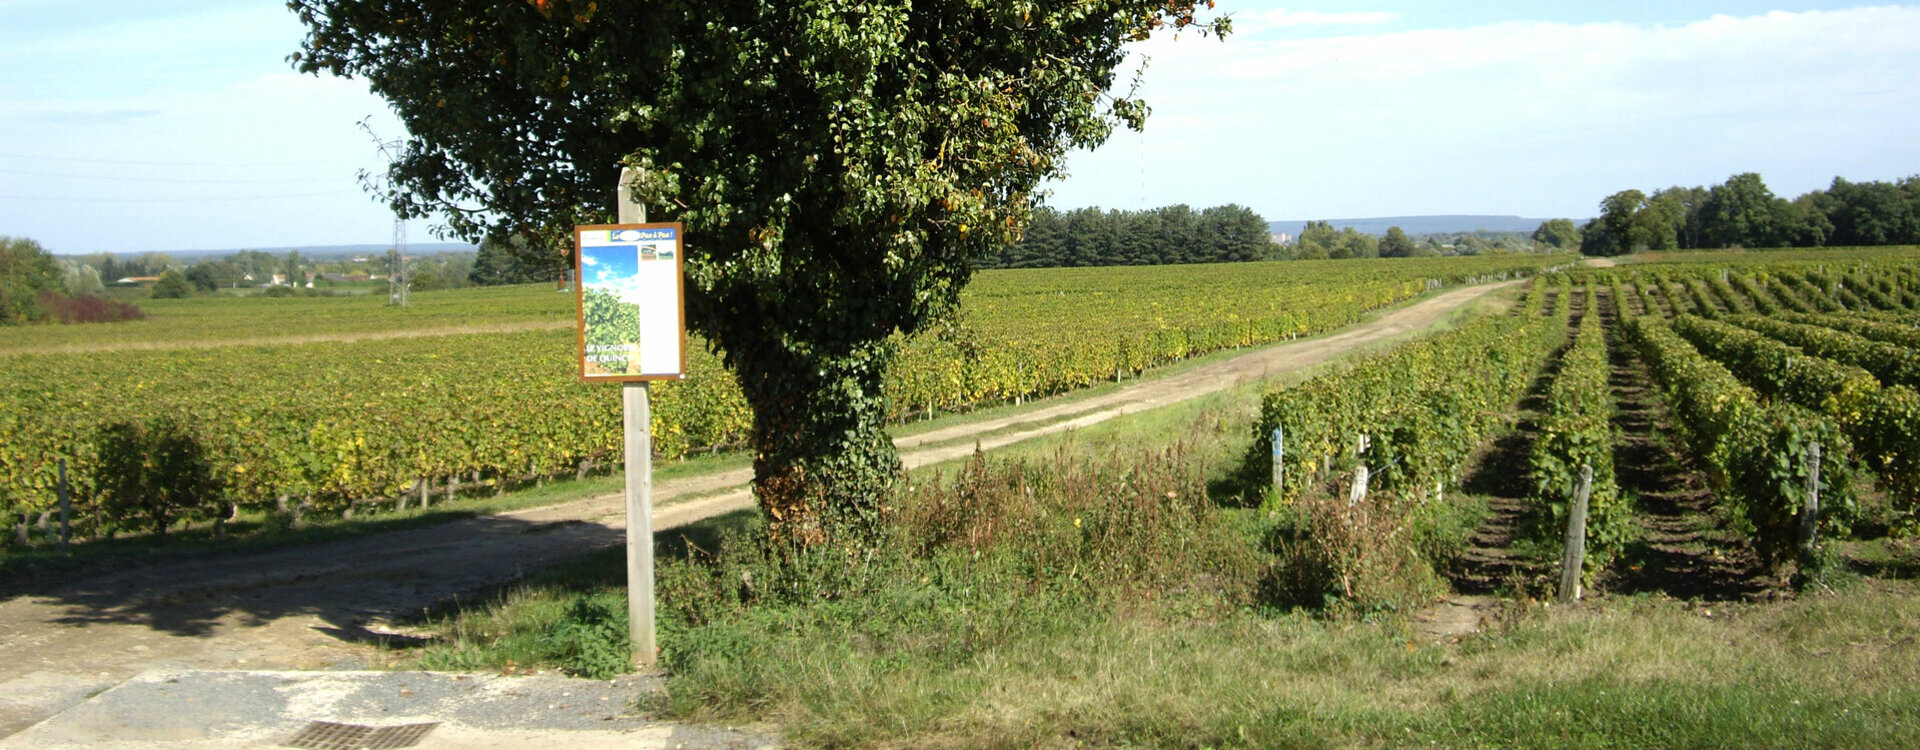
<box><xmin>1443</xmin><ymin>294</ymin><xmax>1580</xmax><ymax>601</ymax></box>
<box><xmin>1590</xmin><ymin>289</ymin><xmax>1777</xmax><ymax>601</ymax></box>
<box><xmin>1426</xmin><ymin>286</ymin><xmax>1780</xmax><ymax>640</ymax></box>
<box><xmin>0</xmin><ymin>281</ymin><xmax>1514</xmax><ymax>738</ymax></box>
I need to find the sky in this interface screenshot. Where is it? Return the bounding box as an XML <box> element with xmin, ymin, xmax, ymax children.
<box><xmin>3</xmin><ymin>2</ymin><xmax>1918</xmax><ymax>255</ymax></box>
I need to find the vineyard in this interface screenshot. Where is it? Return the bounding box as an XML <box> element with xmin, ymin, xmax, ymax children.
<box><xmin>1252</xmin><ymin>246</ymin><xmax>1920</xmax><ymax>604</ymax></box>
<box><xmin>1</xmin><ymin>254</ymin><xmax>1559</xmax><ymax>546</ymax></box>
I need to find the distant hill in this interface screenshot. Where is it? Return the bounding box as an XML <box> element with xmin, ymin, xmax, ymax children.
<box><xmin>1268</xmin><ymin>215</ymin><xmax>1571</xmax><ymax>239</ymax></box>
<box><xmin>59</xmin><ymin>242</ymin><xmax>478</xmax><ymax>260</ymax></box>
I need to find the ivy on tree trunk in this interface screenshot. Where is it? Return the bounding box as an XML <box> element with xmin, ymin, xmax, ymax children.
<box><xmin>289</xmin><ymin>0</ymin><xmax>1229</xmax><ymax>548</ymax></box>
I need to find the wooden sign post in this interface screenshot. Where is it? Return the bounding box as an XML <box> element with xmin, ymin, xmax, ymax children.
<box><xmin>573</xmin><ymin>167</ymin><xmax>689</xmax><ymax>669</ymax></box>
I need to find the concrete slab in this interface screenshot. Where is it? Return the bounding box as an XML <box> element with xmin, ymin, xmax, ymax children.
<box><xmin>0</xmin><ymin>669</ymin><xmax>777</xmax><ymax>750</ymax></box>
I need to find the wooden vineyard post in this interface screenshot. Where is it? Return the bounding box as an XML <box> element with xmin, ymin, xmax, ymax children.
<box><xmin>1270</xmin><ymin>426</ymin><xmax>1284</xmax><ymax>501</ymax></box>
<box><xmin>57</xmin><ymin>458</ymin><xmax>71</xmax><ymax>551</ymax></box>
<box><xmin>1799</xmin><ymin>442</ymin><xmax>1822</xmax><ymax>566</ymax></box>
<box><xmin>1347</xmin><ymin>434</ymin><xmax>1371</xmax><ymax>506</ymax></box>
<box><xmin>623</xmin><ymin>380</ymin><xmax>655</xmax><ymax>669</ymax></box>
<box><xmin>616</xmin><ymin>167</ymin><xmax>656</xmax><ymax>669</ymax></box>
<box><xmin>573</xmin><ymin>169</ymin><xmax>686</xmax><ymax>669</ymax></box>
<box><xmin>1558</xmin><ymin>464</ymin><xmax>1594</xmax><ymax>603</ymax></box>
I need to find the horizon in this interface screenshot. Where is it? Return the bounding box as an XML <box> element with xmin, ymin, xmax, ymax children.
<box><xmin>4</xmin><ymin>2</ymin><xmax>1916</xmax><ymax>254</ymax></box>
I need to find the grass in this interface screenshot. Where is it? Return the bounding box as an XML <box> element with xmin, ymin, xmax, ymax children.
<box><xmin>384</xmin><ymin>406</ymin><xmax>1920</xmax><ymax>747</ymax></box>
<box><xmin>375</xmin><ymin>288</ymin><xmax>1920</xmax><ymax>746</ymax></box>
<box><xmin>5</xmin><ymin>278</ymin><xmax>1517</xmax><ymax>594</ymax></box>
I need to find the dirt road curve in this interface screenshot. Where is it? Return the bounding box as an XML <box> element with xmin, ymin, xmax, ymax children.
<box><xmin>0</xmin><ymin>280</ymin><xmax>1515</xmax><ymax>737</ymax></box>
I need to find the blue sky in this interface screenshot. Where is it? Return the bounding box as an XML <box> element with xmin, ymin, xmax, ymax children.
<box><xmin>3</xmin><ymin>2</ymin><xmax>1917</xmax><ymax>254</ymax></box>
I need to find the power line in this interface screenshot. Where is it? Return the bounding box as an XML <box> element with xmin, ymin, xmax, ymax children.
<box><xmin>0</xmin><ymin>151</ymin><xmax>368</xmax><ymax>168</ymax></box>
<box><xmin>0</xmin><ymin>190</ymin><xmax>361</xmax><ymax>203</ymax></box>
<box><xmin>0</xmin><ymin>168</ymin><xmax>349</xmax><ymax>185</ymax></box>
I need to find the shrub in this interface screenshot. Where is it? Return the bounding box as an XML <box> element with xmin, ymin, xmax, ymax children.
<box><xmin>92</xmin><ymin>417</ymin><xmax>223</xmax><ymax>542</ymax></box>
<box><xmin>34</xmin><ymin>291</ymin><xmax>145</xmax><ymax>324</ymax></box>
<box><xmin>540</xmin><ymin>596</ymin><xmax>632</xmax><ymax>679</ymax></box>
<box><xmin>150</xmin><ymin>269</ymin><xmax>192</xmax><ymax>299</ymax></box>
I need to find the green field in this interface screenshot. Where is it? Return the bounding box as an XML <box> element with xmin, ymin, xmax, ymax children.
<box><xmin>2</xmin><ymin>254</ymin><xmax>1563</xmax><ymax>547</ymax></box>
<box><xmin>386</xmin><ymin>246</ymin><xmax>1920</xmax><ymax>746</ymax></box>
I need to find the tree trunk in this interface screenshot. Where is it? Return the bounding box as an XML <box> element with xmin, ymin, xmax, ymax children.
<box><xmin>741</xmin><ymin>343</ymin><xmax>899</xmax><ymax>549</ymax></box>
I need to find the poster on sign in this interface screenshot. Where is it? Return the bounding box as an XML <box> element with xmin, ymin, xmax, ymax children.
<box><xmin>575</xmin><ymin>223</ymin><xmax>687</xmax><ymax>381</ymax></box>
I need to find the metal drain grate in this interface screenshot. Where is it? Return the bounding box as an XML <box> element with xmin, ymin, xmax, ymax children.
<box><xmin>284</xmin><ymin>720</ymin><xmax>439</xmax><ymax>750</ymax></box>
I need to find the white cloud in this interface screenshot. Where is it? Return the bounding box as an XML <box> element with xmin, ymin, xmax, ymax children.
<box><xmin>1052</xmin><ymin>6</ymin><xmax>1920</xmax><ymax>219</ymax></box>
<box><xmin>1248</xmin><ymin>9</ymin><xmax>1398</xmax><ymax>29</ymax></box>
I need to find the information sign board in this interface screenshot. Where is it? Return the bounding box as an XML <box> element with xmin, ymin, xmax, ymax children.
<box><xmin>575</xmin><ymin>223</ymin><xmax>687</xmax><ymax>381</ymax></box>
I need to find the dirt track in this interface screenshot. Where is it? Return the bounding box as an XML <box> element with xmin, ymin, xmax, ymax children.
<box><xmin>0</xmin><ymin>280</ymin><xmax>1515</xmax><ymax>738</ymax></box>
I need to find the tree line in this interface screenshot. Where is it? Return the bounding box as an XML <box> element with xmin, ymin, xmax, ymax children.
<box><xmin>0</xmin><ymin>236</ymin><xmax>554</xmax><ymax>326</ymax></box>
<box><xmin>981</xmin><ymin>204</ymin><xmax>1275</xmax><ymax>268</ymax></box>
<box><xmin>1577</xmin><ymin>173</ymin><xmax>1920</xmax><ymax>256</ymax></box>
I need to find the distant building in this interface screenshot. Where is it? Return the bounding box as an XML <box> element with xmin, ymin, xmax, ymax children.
<box><xmin>113</xmin><ymin>276</ymin><xmax>161</xmax><ymax>285</ymax></box>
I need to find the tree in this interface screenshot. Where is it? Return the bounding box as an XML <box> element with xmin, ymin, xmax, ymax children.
<box><xmin>227</xmin><ymin>250</ymin><xmax>279</xmax><ymax>285</ymax></box>
<box><xmin>1778</xmin><ymin>193</ymin><xmax>1833</xmax><ymax>247</ymax></box>
<box><xmin>292</xmin><ymin>0</ymin><xmax>1228</xmax><ymax>548</ymax></box>
<box><xmin>1530</xmin><ymin>219</ymin><xmax>1580</xmax><ymax>250</ymax></box>
<box><xmin>1199</xmin><ymin>204</ymin><xmax>1271</xmax><ymax>262</ymax></box>
<box><xmin>1821</xmin><ymin>177</ymin><xmax>1914</xmax><ymax>246</ymax></box>
<box><xmin>1637</xmin><ymin>188</ymin><xmax>1685</xmax><ymax>251</ymax></box>
<box><xmin>1699</xmin><ymin>172</ymin><xmax>1784</xmax><ymax>248</ymax></box>
<box><xmin>282</xmin><ymin>250</ymin><xmax>305</xmax><ymax>287</ymax></box>
<box><xmin>184</xmin><ymin>264</ymin><xmax>222</xmax><ymax>293</ymax></box>
<box><xmin>67</xmin><ymin>265</ymin><xmax>106</xmax><ymax>297</ymax></box>
<box><xmin>1378</xmin><ymin>226</ymin><xmax>1416</xmax><ymax>258</ymax></box>
<box><xmin>126</xmin><ymin>252</ymin><xmax>178</xmax><ymax>278</ymax></box>
<box><xmin>93</xmin><ymin>418</ymin><xmax>221</xmax><ymax>543</ymax></box>
<box><xmin>1332</xmin><ymin>227</ymin><xmax>1377</xmax><ymax>259</ymax></box>
<box><xmin>1582</xmin><ymin>190</ymin><xmax>1646</xmax><ymax>256</ymax></box>
<box><xmin>471</xmin><ymin>233</ymin><xmax>564</xmax><ymax>285</ymax></box>
<box><xmin>151</xmin><ymin>269</ymin><xmax>192</xmax><ymax>299</ymax></box>
<box><xmin>1294</xmin><ymin>220</ymin><xmax>1337</xmax><ymax>260</ymax></box>
<box><xmin>1653</xmin><ymin>185</ymin><xmax>1709</xmax><ymax>249</ymax></box>
<box><xmin>1</xmin><ymin>236</ymin><xmax>63</xmax><ymax>325</ymax></box>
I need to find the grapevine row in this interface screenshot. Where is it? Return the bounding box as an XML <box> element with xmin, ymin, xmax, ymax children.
<box><xmin>1255</xmin><ymin>282</ymin><xmax>1566</xmax><ymax>507</ymax></box>
<box><xmin>1623</xmin><ymin>315</ymin><xmax>1851</xmax><ymax>567</ymax></box>
<box><xmin>2</xmin><ymin>255</ymin><xmax>1567</xmax><ymax>541</ymax></box>
<box><xmin>1527</xmin><ymin>280</ymin><xmax>1626</xmax><ymax>577</ymax></box>
<box><xmin>1724</xmin><ymin>315</ymin><xmax>1920</xmax><ymax>390</ymax></box>
<box><xmin>1668</xmin><ymin>314</ymin><xmax>1920</xmax><ymax>513</ymax></box>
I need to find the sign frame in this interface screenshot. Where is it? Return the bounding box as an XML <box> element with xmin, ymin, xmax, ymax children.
<box><xmin>573</xmin><ymin>222</ymin><xmax>689</xmax><ymax>383</ymax></box>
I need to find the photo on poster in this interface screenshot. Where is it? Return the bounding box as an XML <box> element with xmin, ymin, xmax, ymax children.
<box><xmin>576</xmin><ymin>224</ymin><xmax>685</xmax><ymax>380</ymax></box>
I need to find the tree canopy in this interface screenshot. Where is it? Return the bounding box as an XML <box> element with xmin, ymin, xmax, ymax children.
<box><xmin>1378</xmin><ymin>226</ymin><xmax>1416</xmax><ymax>258</ymax></box>
<box><xmin>291</xmin><ymin>0</ymin><xmax>1228</xmax><ymax>547</ymax></box>
<box><xmin>984</xmin><ymin>203</ymin><xmax>1274</xmax><ymax>268</ymax></box>
<box><xmin>151</xmin><ymin>269</ymin><xmax>193</xmax><ymax>299</ymax></box>
<box><xmin>0</xmin><ymin>237</ymin><xmax>62</xmax><ymax>325</ymax></box>
<box><xmin>1530</xmin><ymin>219</ymin><xmax>1581</xmax><ymax>250</ymax></box>
<box><xmin>470</xmin><ymin>233</ymin><xmax>565</xmax><ymax>286</ymax></box>
<box><xmin>1579</xmin><ymin>172</ymin><xmax>1919</xmax><ymax>255</ymax></box>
